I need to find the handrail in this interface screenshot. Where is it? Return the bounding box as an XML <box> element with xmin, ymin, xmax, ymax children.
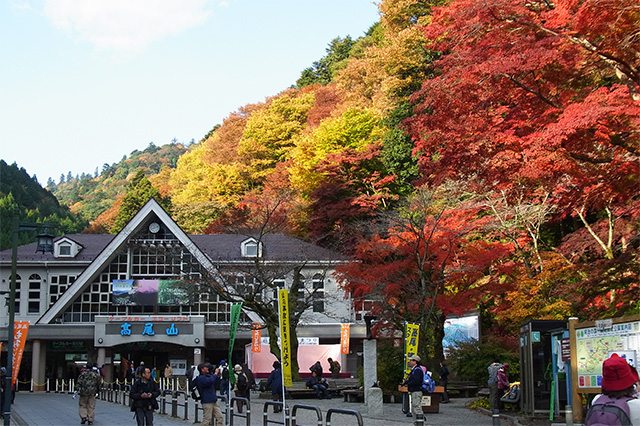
<box><xmin>229</xmin><ymin>396</ymin><xmax>251</xmax><ymax>425</ymax></box>
<box><xmin>290</xmin><ymin>403</ymin><xmax>322</xmax><ymax>426</ymax></box>
<box><xmin>262</xmin><ymin>401</ymin><xmax>289</xmax><ymax>426</ymax></box>
<box><xmin>325</xmin><ymin>408</ymin><xmax>364</xmax><ymax>426</ymax></box>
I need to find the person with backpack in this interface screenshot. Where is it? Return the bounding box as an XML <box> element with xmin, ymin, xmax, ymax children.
<box><xmin>328</xmin><ymin>357</ymin><xmax>341</xmax><ymax>379</ymax></box>
<box><xmin>233</xmin><ymin>364</ymin><xmax>250</xmax><ymax>413</ymax></box>
<box><xmin>402</xmin><ymin>354</ymin><xmax>425</xmax><ymax>426</ymax></box>
<box><xmin>488</xmin><ymin>361</ymin><xmax>502</xmax><ymax>412</ymax></box>
<box><xmin>585</xmin><ymin>354</ymin><xmax>640</xmax><ymax>426</ymax></box>
<box><xmin>218</xmin><ymin>360</ymin><xmax>230</xmax><ymax>397</ymax></box>
<box><xmin>76</xmin><ymin>361</ymin><xmax>102</xmax><ymax>425</ymax></box>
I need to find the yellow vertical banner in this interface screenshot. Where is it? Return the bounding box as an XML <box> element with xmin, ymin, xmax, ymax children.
<box><xmin>404</xmin><ymin>323</ymin><xmax>420</xmax><ymax>377</ymax></box>
<box><xmin>252</xmin><ymin>323</ymin><xmax>262</xmax><ymax>353</ymax></box>
<box><xmin>12</xmin><ymin>321</ymin><xmax>30</xmax><ymax>386</ymax></box>
<box><xmin>340</xmin><ymin>324</ymin><xmax>350</xmax><ymax>354</ymax></box>
<box><xmin>278</xmin><ymin>288</ymin><xmax>293</xmax><ymax>387</ymax></box>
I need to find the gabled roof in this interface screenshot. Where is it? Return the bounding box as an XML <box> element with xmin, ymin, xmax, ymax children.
<box><xmin>38</xmin><ymin>198</ymin><xmax>216</xmax><ymax>324</ymax></box>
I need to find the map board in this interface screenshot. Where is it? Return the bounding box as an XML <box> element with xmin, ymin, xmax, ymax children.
<box><xmin>570</xmin><ymin>315</ymin><xmax>640</xmax><ymax>392</ymax></box>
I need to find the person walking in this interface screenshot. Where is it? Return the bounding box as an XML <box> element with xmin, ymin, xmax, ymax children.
<box><xmin>131</xmin><ymin>367</ymin><xmax>160</xmax><ymax>426</ymax></box>
<box><xmin>195</xmin><ymin>363</ymin><xmax>224</xmax><ymax>426</ymax></box>
<box><xmin>266</xmin><ymin>361</ymin><xmax>284</xmax><ymax>412</ymax></box>
<box><xmin>76</xmin><ymin>361</ymin><xmax>102</xmax><ymax>425</ymax></box>
<box><xmin>402</xmin><ymin>354</ymin><xmax>424</xmax><ymax>426</ymax></box>
<box><xmin>241</xmin><ymin>363</ymin><xmax>256</xmax><ymax>396</ymax></box>
<box><xmin>439</xmin><ymin>361</ymin><xmax>450</xmax><ymax>403</ymax></box>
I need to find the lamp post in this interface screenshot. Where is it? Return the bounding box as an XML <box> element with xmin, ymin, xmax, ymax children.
<box><xmin>3</xmin><ymin>219</ymin><xmax>55</xmax><ymax>426</ymax></box>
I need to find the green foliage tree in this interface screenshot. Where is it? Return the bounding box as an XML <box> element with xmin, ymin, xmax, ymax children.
<box><xmin>296</xmin><ymin>36</ymin><xmax>357</xmax><ymax>88</ymax></box>
<box><xmin>111</xmin><ymin>170</ymin><xmax>170</xmax><ymax>233</ymax></box>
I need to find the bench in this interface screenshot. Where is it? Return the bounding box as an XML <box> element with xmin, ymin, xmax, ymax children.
<box><xmin>343</xmin><ymin>389</ymin><xmax>364</xmax><ymax>402</ymax></box>
<box><xmin>447</xmin><ymin>381</ymin><xmax>479</xmax><ymax>398</ymax></box>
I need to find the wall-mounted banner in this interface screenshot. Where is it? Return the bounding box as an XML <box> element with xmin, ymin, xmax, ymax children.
<box><xmin>252</xmin><ymin>323</ymin><xmax>262</xmax><ymax>353</ymax></box>
<box><xmin>278</xmin><ymin>288</ymin><xmax>293</xmax><ymax>387</ymax></box>
<box><xmin>12</xmin><ymin>321</ymin><xmax>30</xmax><ymax>386</ymax></box>
<box><xmin>404</xmin><ymin>323</ymin><xmax>420</xmax><ymax>376</ymax></box>
<box><xmin>341</xmin><ymin>324</ymin><xmax>350</xmax><ymax>354</ymax></box>
<box><xmin>112</xmin><ymin>279</ymin><xmax>190</xmax><ymax>306</ymax></box>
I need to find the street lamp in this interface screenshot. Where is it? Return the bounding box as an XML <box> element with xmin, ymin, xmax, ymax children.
<box><xmin>3</xmin><ymin>219</ymin><xmax>56</xmax><ymax>426</ymax></box>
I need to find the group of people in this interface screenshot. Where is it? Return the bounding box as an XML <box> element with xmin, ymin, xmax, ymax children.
<box><xmin>487</xmin><ymin>360</ymin><xmax>511</xmax><ymax>412</ymax></box>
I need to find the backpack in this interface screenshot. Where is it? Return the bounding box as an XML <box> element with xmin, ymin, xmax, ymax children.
<box><xmin>190</xmin><ymin>376</ymin><xmax>201</xmax><ymax>401</ymax></box>
<box><xmin>488</xmin><ymin>363</ymin><xmax>501</xmax><ymax>384</ymax></box>
<box><xmin>585</xmin><ymin>395</ymin><xmax>632</xmax><ymax>426</ymax></box>
<box><xmin>422</xmin><ymin>370</ymin><xmax>435</xmax><ymax>394</ymax></box>
<box><xmin>236</xmin><ymin>372</ymin><xmax>248</xmax><ymax>391</ymax></box>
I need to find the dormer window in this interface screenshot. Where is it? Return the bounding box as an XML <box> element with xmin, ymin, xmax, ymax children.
<box><xmin>241</xmin><ymin>238</ymin><xmax>262</xmax><ymax>258</ymax></box>
<box><xmin>54</xmin><ymin>238</ymin><xmax>82</xmax><ymax>258</ymax></box>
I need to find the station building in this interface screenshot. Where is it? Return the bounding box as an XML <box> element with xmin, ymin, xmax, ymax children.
<box><xmin>0</xmin><ymin>199</ymin><xmax>366</xmax><ymax>389</ymax></box>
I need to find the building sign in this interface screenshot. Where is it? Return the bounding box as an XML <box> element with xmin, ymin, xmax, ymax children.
<box><xmin>112</xmin><ymin>279</ymin><xmax>190</xmax><ymax>306</ymax></box>
<box><xmin>49</xmin><ymin>341</ymin><xmax>86</xmax><ymax>352</ymax></box>
<box><xmin>95</xmin><ymin>315</ymin><xmax>206</xmax><ymax>348</ymax></box>
<box><xmin>561</xmin><ymin>338</ymin><xmax>571</xmax><ymax>362</ymax></box>
<box><xmin>260</xmin><ymin>337</ymin><xmax>319</xmax><ymax>345</ymax></box>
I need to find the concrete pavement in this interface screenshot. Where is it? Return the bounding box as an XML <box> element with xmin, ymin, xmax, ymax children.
<box><xmin>7</xmin><ymin>390</ymin><xmax>515</xmax><ymax>425</ymax></box>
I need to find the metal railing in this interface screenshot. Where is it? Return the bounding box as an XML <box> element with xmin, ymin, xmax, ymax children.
<box><xmin>325</xmin><ymin>408</ymin><xmax>364</xmax><ymax>426</ymax></box>
<box><xmin>290</xmin><ymin>403</ymin><xmax>323</xmax><ymax>426</ymax></box>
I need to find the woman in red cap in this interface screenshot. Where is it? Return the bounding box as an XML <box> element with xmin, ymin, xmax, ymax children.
<box><xmin>586</xmin><ymin>354</ymin><xmax>640</xmax><ymax>425</ymax></box>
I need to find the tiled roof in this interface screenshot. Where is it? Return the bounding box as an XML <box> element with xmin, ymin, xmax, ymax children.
<box><xmin>0</xmin><ymin>233</ymin><xmax>347</xmax><ymax>263</ymax></box>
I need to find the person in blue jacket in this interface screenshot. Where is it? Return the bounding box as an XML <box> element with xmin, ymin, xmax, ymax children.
<box><xmin>266</xmin><ymin>361</ymin><xmax>283</xmax><ymax>413</ymax></box>
<box><xmin>402</xmin><ymin>354</ymin><xmax>425</xmax><ymax>425</ymax></box>
<box><xmin>195</xmin><ymin>363</ymin><xmax>224</xmax><ymax>425</ymax></box>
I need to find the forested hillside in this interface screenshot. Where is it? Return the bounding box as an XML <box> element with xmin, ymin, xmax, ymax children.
<box><xmin>5</xmin><ymin>0</ymin><xmax>638</xmax><ymax>354</ymax></box>
<box><xmin>0</xmin><ymin>160</ymin><xmax>88</xmax><ymax>250</ymax></box>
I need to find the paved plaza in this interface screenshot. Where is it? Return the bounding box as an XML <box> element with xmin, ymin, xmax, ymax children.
<box><xmin>7</xmin><ymin>390</ymin><xmax>515</xmax><ymax>426</ymax></box>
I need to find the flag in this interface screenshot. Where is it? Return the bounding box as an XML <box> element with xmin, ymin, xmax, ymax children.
<box><xmin>12</xmin><ymin>321</ymin><xmax>30</xmax><ymax>386</ymax></box>
<box><xmin>252</xmin><ymin>323</ymin><xmax>262</xmax><ymax>353</ymax></box>
<box><xmin>404</xmin><ymin>323</ymin><xmax>420</xmax><ymax>377</ymax></box>
<box><xmin>340</xmin><ymin>324</ymin><xmax>350</xmax><ymax>354</ymax></box>
<box><xmin>228</xmin><ymin>303</ymin><xmax>242</xmax><ymax>382</ymax></box>
<box><xmin>278</xmin><ymin>288</ymin><xmax>292</xmax><ymax>387</ymax></box>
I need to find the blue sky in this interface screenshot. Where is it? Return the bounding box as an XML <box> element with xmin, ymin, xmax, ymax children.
<box><xmin>1</xmin><ymin>0</ymin><xmax>380</xmax><ymax>183</ymax></box>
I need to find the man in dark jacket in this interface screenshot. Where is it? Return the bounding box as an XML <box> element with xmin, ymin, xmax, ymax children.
<box><xmin>266</xmin><ymin>361</ymin><xmax>283</xmax><ymax>412</ymax></box>
<box><xmin>306</xmin><ymin>371</ymin><xmax>330</xmax><ymax>399</ymax></box>
<box><xmin>402</xmin><ymin>354</ymin><xmax>424</xmax><ymax>425</ymax></box>
<box><xmin>130</xmin><ymin>367</ymin><xmax>160</xmax><ymax>426</ymax></box>
<box><xmin>195</xmin><ymin>363</ymin><xmax>224</xmax><ymax>425</ymax></box>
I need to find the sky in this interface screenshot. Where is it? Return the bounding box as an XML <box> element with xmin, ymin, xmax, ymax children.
<box><xmin>1</xmin><ymin>0</ymin><xmax>380</xmax><ymax>184</ymax></box>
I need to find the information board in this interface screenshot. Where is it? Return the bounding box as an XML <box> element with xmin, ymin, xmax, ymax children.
<box><xmin>570</xmin><ymin>315</ymin><xmax>640</xmax><ymax>392</ymax></box>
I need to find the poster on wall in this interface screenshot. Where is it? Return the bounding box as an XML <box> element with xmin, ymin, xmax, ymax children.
<box><xmin>113</xmin><ymin>279</ymin><xmax>189</xmax><ymax>305</ymax></box>
<box><xmin>443</xmin><ymin>314</ymin><xmax>480</xmax><ymax>355</ymax></box>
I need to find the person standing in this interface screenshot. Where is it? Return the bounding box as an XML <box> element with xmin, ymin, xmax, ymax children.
<box><xmin>131</xmin><ymin>367</ymin><xmax>160</xmax><ymax>426</ymax></box>
<box><xmin>497</xmin><ymin>363</ymin><xmax>510</xmax><ymax>410</ymax></box>
<box><xmin>163</xmin><ymin>363</ymin><xmax>173</xmax><ymax>379</ymax></box>
<box><xmin>586</xmin><ymin>354</ymin><xmax>640</xmax><ymax>425</ymax></box>
<box><xmin>218</xmin><ymin>360</ymin><xmax>230</xmax><ymax>398</ymax></box>
<box><xmin>266</xmin><ymin>361</ymin><xmax>283</xmax><ymax>412</ymax></box>
<box><xmin>241</xmin><ymin>363</ymin><xmax>256</xmax><ymax>395</ymax></box>
<box><xmin>233</xmin><ymin>364</ymin><xmax>250</xmax><ymax>413</ymax></box>
<box><xmin>195</xmin><ymin>363</ymin><xmax>224</xmax><ymax>426</ymax></box>
<box><xmin>487</xmin><ymin>361</ymin><xmax>502</xmax><ymax>412</ymax></box>
<box><xmin>439</xmin><ymin>361</ymin><xmax>450</xmax><ymax>403</ymax></box>
<box><xmin>310</xmin><ymin>361</ymin><xmax>323</xmax><ymax>378</ymax></box>
<box><xmin>402</xmin><ymin>354</ymin><xmax>424</xmax><ymax>426</ymax></box>
<box><xmin>151</xmin><ymin>367</ymin><xmax>158</xmax><ymax>381</ymax></box>
<box><xmin>77</xmin><ymin>361</ymin><xmax>102</xmax><ymax>425</ymax></box>
<box><xmin>328</xmin><ymin>358</ymin><xmax>341</xmax><ymax>379</ymax></box>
